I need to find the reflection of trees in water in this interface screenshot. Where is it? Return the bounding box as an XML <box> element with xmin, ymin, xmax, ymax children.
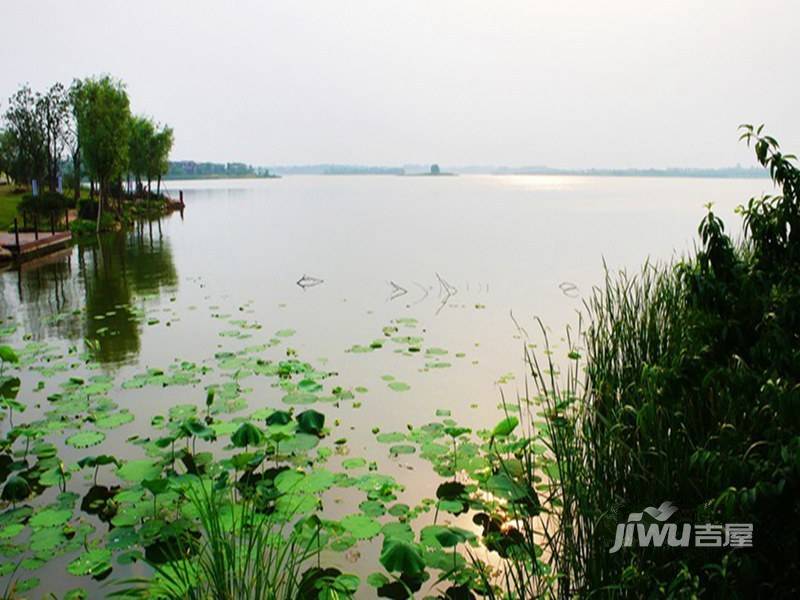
<box><xmin>0</xmin><ymin>219</ymin><xmax>178</xmax><ymax>366</ymax></box>
<box><xmin>0</xmin><ymin>249</ymin><xmax>85</xmax><ymax>341</ymax></box>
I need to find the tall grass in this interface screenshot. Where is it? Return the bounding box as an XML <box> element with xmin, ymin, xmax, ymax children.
<box><xmin>118</xmin><ymin>482</ymin><xmax>321</xmax><ymax>600</ymax></box>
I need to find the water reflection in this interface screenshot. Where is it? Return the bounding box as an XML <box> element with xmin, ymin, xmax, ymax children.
<box><xmin>0</xmin><ymin>220</ymin><xmax>179</xmax><ymax>366</ymax></box>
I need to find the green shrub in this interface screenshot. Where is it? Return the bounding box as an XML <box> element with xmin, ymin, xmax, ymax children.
<box><xmin>17</xmin><ymin>191</ymin><xmax>75</xmax><ymax>217</ymax></box>
<box><xmin>77</xmin><ymin>197</ymin><xmax>98</xmax><ymax>220</ymax></box>
<box><xmin>69</xmin><ymin>214</ymin><xmax>116</xmax><ymax>236</ymax></box>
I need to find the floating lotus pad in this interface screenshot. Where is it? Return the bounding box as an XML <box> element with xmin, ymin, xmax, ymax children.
<box><xmin>116</xmin><ymin>459</ymin><xmax>162</xmax><ymax>483</ymax></box>
<box><xmin>66</xmin><ymin>431</ymin><xmax>106</xmax><ymax>449</ymax></box>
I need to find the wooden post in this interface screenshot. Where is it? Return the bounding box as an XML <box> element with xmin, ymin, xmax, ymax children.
<box><xmin>14</xmin><ymin>218</ymin><xmax>20</xmax><ymax>253</ymax></box>
<box><xmin>50</xmin><ymin>212</ymin><xmax>55</xmax><ymax>235</ymax></box>
<box><xmin>34</xmin><ymin>214</ymin><xmax>39</xmax><ymax>240</ymax></box>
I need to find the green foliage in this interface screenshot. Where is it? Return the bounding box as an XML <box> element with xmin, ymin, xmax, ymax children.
<box><xmin>118</xmin><ymin>482</ymin><xmax>338</xmax><ymax>600</ymax></box>
<box><xmin>128</xmin><ymin>115</ymin><xmax>155</xmax><ymax>186</ymax></box>
<box><xmin>17</xmin><ymin>191</ymin><xmax>75</xmax><ymax>218</ymax></box>
<box><xmin>73</xmin><ymin>76</ymin><xmax>131</xmax><ymax>200</ymax></box>
<box><xmin>2</xmin><ymin>85</ymin><xmax>47</xmax><ymax>185</ymax></box>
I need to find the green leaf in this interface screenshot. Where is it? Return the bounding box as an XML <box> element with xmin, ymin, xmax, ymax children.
<box><xmin>492</xmin><ymin>416</ymin><xmax>519</xmax><ymax>438</ymax></box>
<box><xmin>379</xmin><ymin>539</ymin><xmax>426</xmax><ymax>576</ymax></box>
<box><xmin>231</xmin><ymin>422</ymin><xmax>264</xmax><ymax>447</ymax></box>
<box><xmin>30</xmin><ymin>507</ymin><xmax>72</xmax><ymax>529</ymax></box>
<box><xmin>66</xmin><ymin>431</ymin><xmax>106</xmax><ymax>449</ymax></box>
<box><xmin>2</xmin><ymin>475</ymin><xmax>31</xmax><ymax>502</ymax></box>
<box><xmin>0</xmin><ymin>346</ymin><xmax>19</xmax><ymax>364</ymax></box>
<box><xmin>296</xmin><ymin>409</ymin><xmax>325</xmax><ymax>435</ymax></box>
<box><xmin>117</xmin><ymin>459</ymin><xmax>161</xmax><ymax>483</ymax></box>
<box><xmin>340</xmin><ymin>514</ymin><xmax>381</xmax><ymax>540</ymax></box>
<box><xmin>67</xmin><ymin>548</ymin><xmax>112</xmax><ymax>577</ymax></box>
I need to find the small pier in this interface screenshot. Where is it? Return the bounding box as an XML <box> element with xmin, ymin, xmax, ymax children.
<box><xmin>0</xmin><ymin>214</ymin><xmax>72</xmax><ymax>263</ymax></box>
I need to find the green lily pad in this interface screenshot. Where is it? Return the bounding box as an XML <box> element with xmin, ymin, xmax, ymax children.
<box><xmin>340</xmin><ymin>514</ymin><xmax>381</xmax><ymax>539</ymax></box>
<box><xmin>389</xmin><ymin>444</ymin><xmax>416</xmax><ymax>456</ymax></box>
<box><xmin>67</xmin><ymin>548</ymin><xmax>112</xmax><ymax>577</ymax></box>
<box><xmin>96</xmin><ymin>410</ymin><xmax>134</xmax><ymax>429</ymax></box>
<box><xmin>379</xmin><ymin>539</ymin><xmax>426</xmax><ymax>576</ymax></box>
<box><xmin>30</xmin><ymin>507</ymin><xmax>72</xmax><ymax>529</ymax></box>
<box><xmin>117</xmin><ymin>459</ymin><xmax>161</xmax><ymax>483</ymax></box>
<box><xmin>66</xmin><ymin>431</ymin><xmax>106</xmax><ymax>449</ymax></box>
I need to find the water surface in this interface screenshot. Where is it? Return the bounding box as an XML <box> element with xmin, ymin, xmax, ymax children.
<box><xmin>0</xmin><ymin>175</ymin><xmax>774</xmax><ymax>595</ymax></box>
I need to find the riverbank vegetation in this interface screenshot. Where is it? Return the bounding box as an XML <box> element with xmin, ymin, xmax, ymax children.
<box><xmin>0</xmin><ymin>129</ymin><xmax>795</xmax><ymax>599</ymax></box>
<box><xmin>0</xmin><ymin>76</ymin><xmax>176</xmax><ymax>236</ymax></box>
<box><xmin>414</xmin><ymin>126</ymin><xmax>799</xmax><ymax>598</ymax></box>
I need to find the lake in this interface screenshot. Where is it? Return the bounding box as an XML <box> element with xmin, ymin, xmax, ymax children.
<box><xmin>0</xmin><ymin>175</ymin><xmax>775</xmax><ymax>596</ymax></box>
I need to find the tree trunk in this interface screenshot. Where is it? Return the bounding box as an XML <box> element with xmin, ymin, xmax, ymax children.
<box><xmin>72</xmin><ymin>150</ymin><xmax>81</xmax><ymax>204</ymax></box>
<box><xmin>90</xmin><ymin>179</ymin><xmax>95</xmax><ymax>202</ymax></box>
<box><xmin>147</xmin><ymin>177</ymin><xmax>152</xmax><ymax>199</ymax></box>
<box><xmin>117</xmin><ymin>177</ymin><xmax>123</xmax><ymax>218</ymax></box>
<box><xmin>46</xmin><ymin>145</ymin><xmax>54</xmax><ymax>193</ymax></box>
<box><xmin>96</xmin><ymin>178</ymin><xmax>104</xmax><ymax>233</ymax></box>
<box><xmin>156</xmin><ymin>175</ymin><xmax>161</xmax><ymax>198</ymax></box>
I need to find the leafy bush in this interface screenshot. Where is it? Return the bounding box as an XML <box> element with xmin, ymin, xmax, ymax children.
<box><xmin>70</xmin><ymin>214</ymin><xmax>117</xmax><ymax>236</ymax></box>
<box><xmin>17</xmin><ymin>191</ymin><xmax>75</xmax><ymax>217</ymax></box>
<box><xmin>78</xmin><ymin>197</ymin><xmax>98</xmax><ymax>220</ymax></box>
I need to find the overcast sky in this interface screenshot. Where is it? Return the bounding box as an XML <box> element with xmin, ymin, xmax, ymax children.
<box><xmin>1</xmin><ymin>1</ymin><xmax>797</xmax><ymax>168</ymax></box>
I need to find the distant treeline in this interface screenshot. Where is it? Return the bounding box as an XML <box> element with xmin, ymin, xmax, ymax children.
<box><xmin>455</xmin><ymin>165</ymin><xmax>770</xmax><ymax>178</ymax></box>
<box><xmin>166</xmin><ymin>161</ymin><xmax>274</xmax><ymax>179</ymax></box>
<box><xmin>273</xmin><ymin>164</ymin><xmax>404</xmax><ymax>176</ymax></box>
<box><xmin>164</xmin><ymin>162</ymin><xmax>770</xmax><ymax>180</ymax></box>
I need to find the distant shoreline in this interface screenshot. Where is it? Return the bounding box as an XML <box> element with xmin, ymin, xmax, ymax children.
<box><xmin>162</xmin><ymin>173</ymin><xmax>280</xmax><ymax>181</ymax></box>
<box><xmin>163</xmin><ymin>171</ymin><xmax>768</xmax><ymax>180</ymax></box>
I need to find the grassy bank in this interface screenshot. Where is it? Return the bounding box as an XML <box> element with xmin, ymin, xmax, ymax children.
<box><xmin>0</xmin><ymin>182</ymin><xmax>24</xmax><ymax>230</ymax></box>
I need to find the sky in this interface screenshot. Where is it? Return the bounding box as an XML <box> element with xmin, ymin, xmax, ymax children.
<box><xmin>1</xmin><ymin>0</ymin><xmax>798</xmax><ymax>169</ymax></box>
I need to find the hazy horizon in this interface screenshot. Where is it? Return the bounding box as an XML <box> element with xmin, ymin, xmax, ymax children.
<box><xmin>2</xmin><ymin>0</ymin><xmax>798</xmax><ymax>169</ymax></box>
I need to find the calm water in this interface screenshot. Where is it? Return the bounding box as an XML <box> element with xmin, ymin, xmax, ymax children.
<box><xmin>0</xmin><ymin>175</ymin><xmax>774</xmax><ymax>595</ymax></box>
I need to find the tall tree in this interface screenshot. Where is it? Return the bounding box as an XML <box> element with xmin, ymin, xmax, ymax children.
<box><xmin>149</xmin><ymin>124</ymin><xmax>173</xmax><ymax>197</ymax></box>
<box><xmin>74</xmin><ymin>76</ymin><xmax>131</xmax><ymax>232</ymax></box>
<box><xmin>67</xmin><ymin>80</ymin><xmax>85</xmax><ymax>203</ymax></box>
<box><xmin>3</xmin><ymin>85</ymin><xmax>47</xmax><ymax>187</ymax></box>
<box><xmin>128</xmin><ymin>115</ymin><xmax>154</xmax><ymax>197</ymax></box>
<box><xmin>38</xmin><ymin>83</ymin><xmax>71</xmax><ymax>192</ymax></box>
<box><xmin>0</xmin><ymin>128</ymin><xmax>14</xmax><ymax>184</ymax></box>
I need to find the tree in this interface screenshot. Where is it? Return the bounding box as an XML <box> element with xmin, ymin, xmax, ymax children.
<box><xmin>3</xmin><ymin>85</ymin><xmax>47</xmax><ymax>187</ymax></box>
<box><xmin>38</xmin><ymin>83</ymin><xmax>72</xmax><ymax>192</ymax></box>
<box><xmin>430</xmin><ymin>164</ymin><xmax>440</xmax><ymax>175</ymax></box>
<box><xmin>128</xmin><ymin>115</ymin><xmax>154</xmax><ymax>197</ymax></box>
<box><xmin>67</xmin><ymin>80</ymin><xmax>85</xmax><ymax>203</ymax></box>
<box><xmin>0</xmin><ymin>129</ymin><xmax>14</xmax><ymax>184</ymax></box>
<box><xmin>74</xmin><ymin>76</ymin><xmax>131</xmax><ymax>232</ymax></box>
<box><xmin>148</xmin><ymin>124</ymin><xmax>173</xmax><ymax>197</ymax></box>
